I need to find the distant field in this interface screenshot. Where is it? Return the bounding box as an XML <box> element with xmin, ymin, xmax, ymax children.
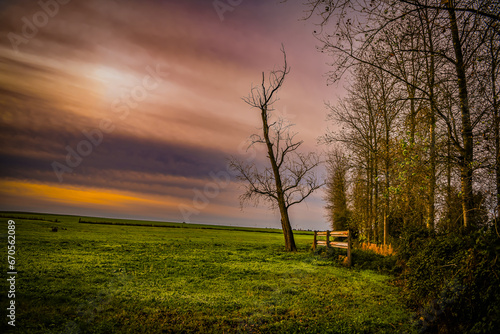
<box><xmin>0</xmin><ymin>212</ymin><xmax>415</xmax><ymax>333</ymax></box>
<box><xmin>0</xmin><ymin>212</ymin><xmax>312</xmax><ymax>235</ymax></box>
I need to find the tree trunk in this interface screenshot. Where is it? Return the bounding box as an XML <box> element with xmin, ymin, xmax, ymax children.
<box><xmin>384</xmin><ymin>116</ymin><xmax>390</xmax><ymax>245</ymax></box>
<box><xmin>373</xmin><ymin>148</ymin><xmax>379</xmax><ymax>243</ymax></box>
<box><xmin>447</xmin><ymin>3</ymin><xmax>475</xmax><ymax>230</ymax></box>
<box><xmin>491</xmin><ymin>34</ymin><xmax>500</xmax><ymax>223</ymax></box>
<box><xmin>404</xmin><ymin>86</ymin><xmax>416</xmax><ymax>231</ymax></box>
<box><xmin>421</xmin><ymin>6</ymin><xmax>436</xmax><ymax>231</ymax></box>
<box><xmin>447</xmin><ymin>131</ymin><xmax>453</xmax><ymax>230</ymax></box>
<box><xmin>367</xmin><ymin>154</ymin><xmax>372</xmax><ymax>242</ymax></box>
<box><xmin>261</xmin><ymin>107</ymin><xmax>297</xmax><ymax>251</ymax></box>
<box><xmin>428</xmin><ymin>112</ymin><xmax>436</xmax><ymax>231</ymax></box>
<box><xmin>427</xmin><ymin>27</ymin><xmax>436</xmax><ymax>232</ymax></box>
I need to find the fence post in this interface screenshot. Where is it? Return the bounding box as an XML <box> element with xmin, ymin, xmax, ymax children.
<box><xmin>347</xmin><ymin>230</ymin><xmax>351</xmax><ymax>267</ymax></box>
<box><xmin>313</xmin><ymin>231</ymin><xmax>317</xmax><ymax>250</ymax></box>
<box><xmin>326</xmin><ymin>230</ymin><xmax>330</xmax><ymax>248</ymax></box>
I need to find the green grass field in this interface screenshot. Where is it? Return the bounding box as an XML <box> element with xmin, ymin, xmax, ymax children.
<box><xmin>1</xmin><ymin>212</ymin><xmax>415</xmax><ymax>333</ymax></box>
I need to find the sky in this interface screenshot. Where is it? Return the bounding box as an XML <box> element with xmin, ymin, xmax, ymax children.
<box><xmin>0</xmin><ymin>0</ymin><xmax>342</xmax><ymax>230</ymax></box>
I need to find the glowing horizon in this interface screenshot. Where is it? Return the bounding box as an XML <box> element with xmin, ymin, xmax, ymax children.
<box><xmin>0</xmin><ymin>0</ymin><xmax>339</xmax><ymax>230</ymax></box>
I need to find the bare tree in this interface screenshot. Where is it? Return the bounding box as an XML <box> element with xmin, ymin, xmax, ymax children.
<box><xmin>229</xmin><ymin>48</ymin><xmax>322</xmax><ymax>252</ymax></box>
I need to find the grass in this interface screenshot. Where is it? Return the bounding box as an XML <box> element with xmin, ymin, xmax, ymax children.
<box><xmin>0</xmin><ymin>212</ymin><xmax>415</xmax><ymax>333</ymax></box>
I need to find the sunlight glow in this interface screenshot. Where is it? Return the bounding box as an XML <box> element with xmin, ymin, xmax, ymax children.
<box><xmin>0</xmin><ymin>180</ymin><xmax>174</xmax><ymax>209</ymax></box>
<box><xmin>89</xmin><ymin>66</ymin><xmax>138</xmax><ymax>100</ymax></box>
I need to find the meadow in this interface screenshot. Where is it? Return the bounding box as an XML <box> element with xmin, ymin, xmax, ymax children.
<box><xmin>0</xmin><ymin>212</ymin><xmax>415</xmax><ymax>333</ymax></box>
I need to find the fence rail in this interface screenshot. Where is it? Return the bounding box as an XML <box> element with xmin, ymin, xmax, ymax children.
<box><xmin>312</xmin><ymin>230</ymin><xmax>351</xmax><ymax>267</ymax></box>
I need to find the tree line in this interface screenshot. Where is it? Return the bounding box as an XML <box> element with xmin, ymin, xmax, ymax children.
<box><xmin>230</xmin><ymin>0</ymin><xmax>499</xmax><ymax>251</ymax></box>
<box><xmin>318</xmin><ymin>0</ymin><xmax>499</xmax><ymax>244</ymax></box>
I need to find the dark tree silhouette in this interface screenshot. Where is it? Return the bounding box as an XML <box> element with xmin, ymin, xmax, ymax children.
<box><xmin>230</xmin><ymin>47</ymin><xmax>322</xmax><ymax>252</ymax></box>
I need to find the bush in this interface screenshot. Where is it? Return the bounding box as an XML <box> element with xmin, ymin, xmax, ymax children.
<box><xmin>313</xmin><ymin>245</ymin><xmax>397</xmax><ymax>274</ymax></box>
<box><xmin>358</xmin><ymin>242</ymin><xmax>395</xmax><ymax>256</ymax></box>
<box><xmin>396</xmin><ymin>227</ymin><xmax>500</xmax><ymax>333</ymax></box>
<box><xmin>351</xmin><ymin>248</ymin><xmax>397</xmax><ymax>273</ymax></box>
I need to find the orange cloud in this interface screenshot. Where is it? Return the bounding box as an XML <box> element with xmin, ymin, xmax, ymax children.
<box><xmin>0</xmin><ymin>180</ymin><xmax>176</xmax><ymax>209</ymax></box>
<box><xmin>0</xmin><ymin>0</ymin><xmax>333</xmax><ymax>230</ymax></box>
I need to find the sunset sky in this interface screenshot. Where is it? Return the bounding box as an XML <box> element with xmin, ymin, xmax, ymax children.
<box><xmin>0</xmin><ymin>0</ymin><xmax>342</xmax><ymax>230</ymax></box>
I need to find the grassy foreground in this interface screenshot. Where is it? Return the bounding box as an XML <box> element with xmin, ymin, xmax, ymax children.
<box><xmin>1</xmin><ymin>212</ymin><xmax>414</xmax><ymax>333</ymax></box>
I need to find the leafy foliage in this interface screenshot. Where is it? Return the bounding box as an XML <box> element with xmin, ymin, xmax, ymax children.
<box><xmin>324</xmin><ymin>148</ymin><xmax>352</xmax><ymax>231</ymax></box>
<box><xmin>396</xmin><ymin>227</ymin><xmax>500</xmax><ymax>333</ymax></box>
<box><xmin>314</xmin><ymin>244</ymin><xmax>397</xmax><ymax>274</ymax></box>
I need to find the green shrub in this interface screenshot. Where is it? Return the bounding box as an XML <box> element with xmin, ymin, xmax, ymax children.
<box><xmin>396</xmin><ymin>227</ymin><xmax>500</xmax><ymax>333</ymax></box>
<box><xmin>313</xmin><ymin>245</ymin><xmax>397</xmax><ymax>274</ymax></box>
<box><xmin>350</xmin><ymin>248</ymin><xmax>397</xmax><ymax>273</ymax></box>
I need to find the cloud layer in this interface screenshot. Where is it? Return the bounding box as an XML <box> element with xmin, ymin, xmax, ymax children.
<box><xmin>0</xmin><ymin>0</ymin><xmax>334</xmax><ymax>230</ymax></box>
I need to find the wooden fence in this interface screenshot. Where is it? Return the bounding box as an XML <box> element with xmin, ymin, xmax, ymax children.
<box><xmin>312</xmin><ymin>230</ymin><xmax>351</xmax><ymax>267</ymax></box>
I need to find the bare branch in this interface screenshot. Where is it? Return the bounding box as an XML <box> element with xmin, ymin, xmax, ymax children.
<box><xmin>229</xmin><ymin>46</ymin><xmax>322</xmax><ymax>251</ymax></box>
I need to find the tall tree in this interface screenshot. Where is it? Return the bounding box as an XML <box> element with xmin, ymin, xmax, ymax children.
<box><xmin>303</xmin><ymin>0</ymin><xmax>498</xmax><ymax>230</ymax></box>
<box><xmin>444</xmin><ymin>0</ymin><xmax>474</xmax><ymax>228</ymax></box>
<box><xmin>230</xmin><ymin>48</ymin><xmax>322</xmax><ymax>252</ymax></box>
<box><xmin>489</xmin><ymin>28</ymin><xmax>500</xmax><ymax>225</ymax></box>
<box><xmin>324</xmin><ymin>64</ymin><xmax>384</xmax><ymax>242</ymax></box>
<box><xmin>324</xmin><ymin>146</ymin><xmax>351</xmax><ymax>231</ymax></box>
